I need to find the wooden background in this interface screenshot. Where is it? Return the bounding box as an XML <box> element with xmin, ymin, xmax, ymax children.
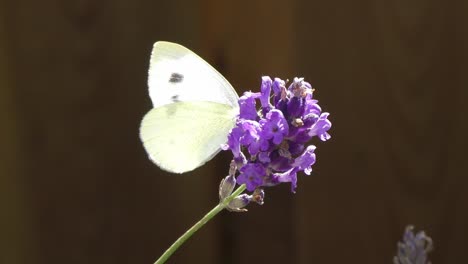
<box><xmin>1</xmin><ymin>1</ymin><xmax>467</xmax><ymax>263</ymax></box>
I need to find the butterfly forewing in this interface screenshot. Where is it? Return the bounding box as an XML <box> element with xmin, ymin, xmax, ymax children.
<box><xmin>148</xmin><ymin>41</ymin><xmax>239</xmax><ymax>109</ymax></box>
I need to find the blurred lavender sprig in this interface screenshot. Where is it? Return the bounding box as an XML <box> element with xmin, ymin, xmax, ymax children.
<box><xmin>394</xmin><ymin>226</ymin><xmax>433</xmax><ymax>264</ymax></box>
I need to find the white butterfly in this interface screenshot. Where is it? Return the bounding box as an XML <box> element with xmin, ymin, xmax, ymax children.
<box><xmin>139</xmin><ymin>41</ymin><xmax>239</xmax><ymax>173</ymax></box>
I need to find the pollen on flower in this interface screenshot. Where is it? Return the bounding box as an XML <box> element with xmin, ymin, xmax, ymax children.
<box><xmin>292</xmin><ymin>118</ymin><xmax>304</xmax><ymax>127</ymax></box>
<box><xmin>223</xmin><ymin>76</ymin><xmax>332</xmax><ymax>193</ymax></box>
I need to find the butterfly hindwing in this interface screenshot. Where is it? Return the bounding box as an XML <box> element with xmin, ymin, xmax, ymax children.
<box><xmin>140</xmin><ymin>101</ymin><xmax>238</xmax><ymax>173</ymax></box>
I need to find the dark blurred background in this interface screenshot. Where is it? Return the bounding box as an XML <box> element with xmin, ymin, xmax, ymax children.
<box><xmin>1</xmin><ymin>1</ymin><xmax>467</xmax><ymax>263</ymax></box>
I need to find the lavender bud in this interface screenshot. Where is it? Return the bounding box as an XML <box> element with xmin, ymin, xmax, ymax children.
<box><xmin>229</xmin><ymin>160</ymin><xmax>237</xmax><ymax>176</ymax></box>
<box><xmin>226</xmin><ymin>194</ymin><xmax>251</xmax><ymax>212</ymax></box>
<box><xmin>287</xmin><ymin>97</ymin><xmax>304</xmax><ymax>118</ymax></box>
<box><xmin>219</xmin><ymin>175</ymin><xmax>236</xmax><ymax>200</ymax></box>
<box><xmin>251</xmin><ymin>188</ymin><xmax>265</xmax><ymax>205</ymax></box>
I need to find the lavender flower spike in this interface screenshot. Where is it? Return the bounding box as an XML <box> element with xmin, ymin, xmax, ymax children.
<box><xmin>223</xmin><ymin>77</ymin><xmax>332</xmax><ymax>193</ymax></box>
<box><xmin>394</xmin><ymin>225</ymin><xmax>433</xmax><ymax>264</ymax></box>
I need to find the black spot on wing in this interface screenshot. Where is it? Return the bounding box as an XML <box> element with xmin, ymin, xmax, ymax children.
<box><xmin>171</xmin><ymin>95</ymin><xmax>180</xmax><ymax>102</ymax></box>
<box><xmin>169</xmin><ymin>73</ymin><xmax>184</xmax><ymax>83</ymax></box>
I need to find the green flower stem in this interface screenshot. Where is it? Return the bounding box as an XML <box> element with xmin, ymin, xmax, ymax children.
<box><xmin>154</xmin><ymin>184</ymin><xmax>246</xmax><ymax>264</ymax></box>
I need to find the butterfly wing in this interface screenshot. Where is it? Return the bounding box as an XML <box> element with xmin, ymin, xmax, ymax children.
<box><xmin>140</xmin><ymin>102</ymin><xmax>237</xmax><ymax>173</ymax></box>
<box><xmin>147</xmin><ymin>41</ymin><xmax>239</xmax><ymax>109</ymax></box>
<box><xmin>140</xmin><ymin>41</ymin><xmax>239</xmax><ymax>173</ymax></box>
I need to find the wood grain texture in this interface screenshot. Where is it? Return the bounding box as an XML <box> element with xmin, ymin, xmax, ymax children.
<box><xmin>200</xmin><ymin>1</ymin><xmax>298</xmax><ymax>264</ymax></box>
<box><xmin>294</xmin><ymin>0</ymin><xmax>468</xmax><ymax>263</ymax></box>
<box><xmin>1</xmin><ymin>0</ymin><xmax>467</xmax><ymax>263</ymax></box>
<box><xmin>2</xmin><ymin>1</ymin><xmax>218</xmax><ymax>263</ymax></box>
<box><xmin>0</xmin><ymin>5</ymin><xmax>36</xmax><ymax>264</ymax></box>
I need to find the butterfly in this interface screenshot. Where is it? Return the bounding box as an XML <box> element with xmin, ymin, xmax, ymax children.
<box><xmin>139</xmin><ymin>42</ymin><xmax>239</xmax><ymax>173</ymax></box>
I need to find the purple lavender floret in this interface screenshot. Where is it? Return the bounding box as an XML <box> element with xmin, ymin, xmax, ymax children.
<box><xmin>394</xmin><ymin>226</ymin><xmax>433</xmax><ymax>264</ymax></box>
<box><xmin>223</xmin><ymin>76</ymin><xmax>332</xmax><ymax>192</ymax></box>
